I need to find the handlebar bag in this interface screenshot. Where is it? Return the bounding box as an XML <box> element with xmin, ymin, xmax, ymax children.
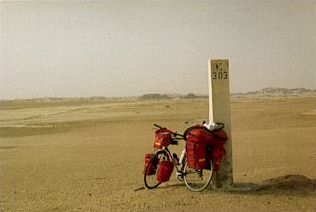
<box><xmin>156</xmin><ymin>160</ymin><xmax>174</xmax><ymax>182</ymax></box>
<box><xmin>154</xmin><ymin>128</ymin><xmax>173</xmax><ymax>149</ymax></box>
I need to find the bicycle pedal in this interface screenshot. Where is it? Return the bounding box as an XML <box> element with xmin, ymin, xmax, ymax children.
<box><xmin>176</xmin><ymin>172</ymin><xmax>184</xmax><ymax>181</ymax></box>
<box><xmin>176</xmin><ymin>172</ymin><xmax>183</xmax><ymax>177</ymax></box>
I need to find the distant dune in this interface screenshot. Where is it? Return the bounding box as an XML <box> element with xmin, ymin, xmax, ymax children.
<box><xmin>138</xmin><ymin>93</ymin><xmax>208</xmax><ymax>100</ymax></box>
<box><xmin>233</xmin><ymin>87</ymin><xmax>316</xmax><ymax>97</ymax></box>
<box><xmin>1</xmin><ymin>88</ymin><xmax>316</xmax><ymax>103</ymax></box>
<box><xmin>138</xmin><ymin>93</ymin><xmax>172</xmax><ymax>100</ymax></box>
<box><xmin>138</xmin><ymin>88</ymin><xmax>316</xmax><ymax>100</ymax></box>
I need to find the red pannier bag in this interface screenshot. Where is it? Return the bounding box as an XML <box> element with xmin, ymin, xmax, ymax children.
<box><xmin>211</xmin><ymin>130</ymin><xmax>227</xmax><ymax>147</ymax></box>
<box><xmin>185</xmin><ymin>125</ymin><xmax>227</xmax><ymax>171</ymax></box>
<box><xmin>156</xmin><ymin>160</ymin><xmax>174</xmax><ymax>182</ymax></box>
<box><xmin>211</xmin><ymin>146</ymin><xmax>225</xmax><ymax>172</ymax></box>
<box><xmin>143</xmin><ymin>153</ymin><xmax>159</xmax><ymax>176</ymax></box>
<box><xmin>153</xmin><ymin>128</ymin><xmax>173</xmax><ymax>149</ymax></box>
<box><xmin>184</xmin><ymin>125</ymin><xmax>227</xmax><ymax>146</ymax></box>
<box><xmin>186</xmin><ymin>141</ymin><xmax>211</xmax><ymax>170</ymax></box>
<box><xmin>185</xmin><ymin>126</ymin><xmax>213</xmax><ymax>144</ymax></box>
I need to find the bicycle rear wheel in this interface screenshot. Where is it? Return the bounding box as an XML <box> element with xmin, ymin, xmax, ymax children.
<box><xmin>144</xmin><ymin>150</ymin><xmax>169</xmax><ymax>189</ymax></box>
<box><xmin>183</xmin><ymin>160</ymin><xmax>214</xmax><ymax>192</ymax></box>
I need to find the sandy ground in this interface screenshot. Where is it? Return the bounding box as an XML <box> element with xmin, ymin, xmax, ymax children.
<box><xmin>0</xmin><ymin>97</ymin><xmax>315</xmax><ymax>212</ymax></box>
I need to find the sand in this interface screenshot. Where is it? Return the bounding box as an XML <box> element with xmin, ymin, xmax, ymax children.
<box><xmin>1</xmin><ymin>97</ymin><xmax>315</xmax><ymax>212</ymax></box>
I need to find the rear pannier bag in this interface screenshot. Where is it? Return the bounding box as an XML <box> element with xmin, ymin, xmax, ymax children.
<box><xmin>184</xmin><ymin>125</ymin><xmax>227</xmax><ymax>171</ymax></box>
<box><xmin>186</xmin><ymin>141</ymin><xmax>211</xmax><ymax>170</ymax></box>
<box><xmin>143</xmin><ymin>153</ymin><xmax>159</xmax><ymax>176</ymax></box>
<box><xmin>184</xmin><ymin>126</ymin><xmax>213</xmax><ymax>144</ymax></box>
<box><xmin>184</xmin><ymin>125</ymin><xmax>227</xmax><ymax>146</ymax></box>
<box><xmin>211</xmin><ymin>146</ymin><xmax>225</xmax><ymax>172</ymax></box>
<box><xmin>156</xmin><ymin>160</ymin><xmax>174</xmax><ymax>182</ymax></box>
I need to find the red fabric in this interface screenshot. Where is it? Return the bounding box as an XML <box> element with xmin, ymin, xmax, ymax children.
<box><xmin>211</xmin><ymin>146</ymin><xmax>225</xmax><ymax>172</ymax></box>
<box><xmin>186</xmin><ymin>141</ymin><xmax>209</xmax><ymax>170</ymax></box>
<box><xmin>186</xmin><ymin>127</ymin><xmax>213</xmax><ymax>144</ymax></box>
<box><xmin>143</xmin><ymin>153</ymin><xmax>158</xmax><ymax>176</ymax></box>
<box><xmin>186</xmin><ymin>141</ymin><xmax>197</xmax><ymax>168</ymax></box>
<box><xmin>185</xmin><ymin>125</ymin><xmax>227</xmax><ymax>146</ymax></box>
<box><xmin>214</xmin><ymin>130</ymin><xmax>228</xmax><ymax>140</ymax></box>
<box><xmin>153</xmin><ymin>128</ymin><xmax>173</xmax><ymax>149</ymax></box>
<box><xmin>185</xmin><ymin>125</ymin><xmax>227</xmax><ymax>171</ymax></box>
<box><xmin>156</xmin><ymin>161</ymin><xmax>174</xmax><ymax>182</ymax></box>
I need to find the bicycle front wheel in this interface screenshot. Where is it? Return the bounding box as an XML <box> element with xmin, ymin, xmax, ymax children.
<box><xmin>143</xmin><ymin>150</ymin><xmax>169</xmax><ymax>189</ymax></box>
<box><xmin>183</xmin><ymin>160</ymin><xmax>214</xmax><ymax>192</ymax></box>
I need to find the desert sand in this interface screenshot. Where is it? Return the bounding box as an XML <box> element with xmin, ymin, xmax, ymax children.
<box><xmin>0</xmin><ymin>97</ymin><xmax>315</xmax><ymax>212</ymax></box>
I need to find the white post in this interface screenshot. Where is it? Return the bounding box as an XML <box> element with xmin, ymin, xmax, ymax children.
<box><xmin>208</xmin><ymin>59</ymin><xmax>233</xmax><ymax>188</ymax></box>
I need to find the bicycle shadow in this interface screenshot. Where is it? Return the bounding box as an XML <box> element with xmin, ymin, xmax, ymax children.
<box><xmin>133</xmin><ymin>180</ymin><xmax>187</xmax><ymax>192</ymax></box>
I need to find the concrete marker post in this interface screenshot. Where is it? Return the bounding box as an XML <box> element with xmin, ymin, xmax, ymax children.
<box><xmin>208</xmin><ymin>59</ymin><xmax>233</xmax><ymax>189</ymax></box>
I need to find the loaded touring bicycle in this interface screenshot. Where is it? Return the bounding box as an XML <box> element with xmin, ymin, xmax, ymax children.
<box><xmin>143</xmin><ymin>122</ymin><xmax>227</xmax><ymax>192</ymax></box>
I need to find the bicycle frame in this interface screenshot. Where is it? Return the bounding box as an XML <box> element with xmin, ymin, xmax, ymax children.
<box><xmin>159</xmin><ymin>146</ymin><xmax>186</xmax><ymax>176</ymax></box>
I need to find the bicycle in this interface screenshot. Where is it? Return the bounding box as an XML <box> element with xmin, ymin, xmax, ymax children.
<box><xmin>143</xmin><ymin>123</ymin><xmax>217</xmax><ymax>192</ymax></box>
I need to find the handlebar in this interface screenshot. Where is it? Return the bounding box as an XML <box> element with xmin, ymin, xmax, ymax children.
<box><xmin>154</xmin><ymin>123</ymin><xmax>163</xmax><ymax>129</ymax></box>
<box><xmin>214</xmin><ymin>122</ymin><xmax>225</xmax><ymax>131</ymax></box>
<box><xmin>173</xmin><ymin>132</ymin><xmax>184</xmax><ymax>139</ymax></box>
<box><xmin>154</xmin><ymin>123</ymin><xmax>184</xmax><ymax>139</ymax></box>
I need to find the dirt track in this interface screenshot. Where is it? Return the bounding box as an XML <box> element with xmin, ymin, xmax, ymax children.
<box><xmin>1</xmin><ymin>97</ymin><xmax>316</xmax><ymax>212</ymax></box>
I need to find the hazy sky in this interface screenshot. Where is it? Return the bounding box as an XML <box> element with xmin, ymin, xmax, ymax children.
<box><xmin>1</xmin><ymin>1</ymin><xmax>315</xmax><ymax>99</ymax></box>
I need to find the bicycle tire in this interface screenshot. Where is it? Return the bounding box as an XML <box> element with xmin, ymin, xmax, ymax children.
<box><xmin>183</xmin><ymin>160</ymin><xmax>214</xmax><ymax>192</ymax></box>
<box><xmin>143</xmin><ymin>150</ymin><xmax>170</xmax><ymax>189</ymax></box>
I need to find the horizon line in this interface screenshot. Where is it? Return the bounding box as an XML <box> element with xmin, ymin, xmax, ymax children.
<box><xmin>1</xmin><ymin>87</ymin><xmax>316</xmax><ymax>101</ymax></box>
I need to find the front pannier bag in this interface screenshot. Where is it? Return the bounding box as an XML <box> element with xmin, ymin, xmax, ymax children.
<box><xmin>156</xmin><ymin>160</ymin><xmax>174</xmax><ymax>182</ymax></box>
<box><xmin>143</xmin><ymin>153</ymin><xmax>159</xmax><ymax>176</ymax></box>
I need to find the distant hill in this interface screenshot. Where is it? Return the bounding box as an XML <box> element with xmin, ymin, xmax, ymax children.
<box><xmin>138</xmin><ymin>93</ymin><xmax>172</xmax><ymax>100</ymax></box>
<box><xmin>138</xmin><ymin>93</ymin><xmax>208</xmax><ymax>100</ymax></box>
<box><xmin>233</xmin><ymin>87</ymin><xmax>316</xmax><ymax>97</ymax></box>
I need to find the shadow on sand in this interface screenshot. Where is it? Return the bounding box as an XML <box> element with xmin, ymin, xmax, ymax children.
<box><xmin>224</xmin><ymin>175</ymin><xmax>316</xmax><ymax>196</ymax></box>
<box><xmin>136</xmin><ymin>175</ymin><xmax>316</xmax><ymax>195</ymax></box>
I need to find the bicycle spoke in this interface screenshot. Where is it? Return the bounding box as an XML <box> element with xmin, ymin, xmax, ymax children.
<box><xmin>183</xmin><ymin>161</ymin><xmax>214</xmax><ymax>192</ymax></box>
